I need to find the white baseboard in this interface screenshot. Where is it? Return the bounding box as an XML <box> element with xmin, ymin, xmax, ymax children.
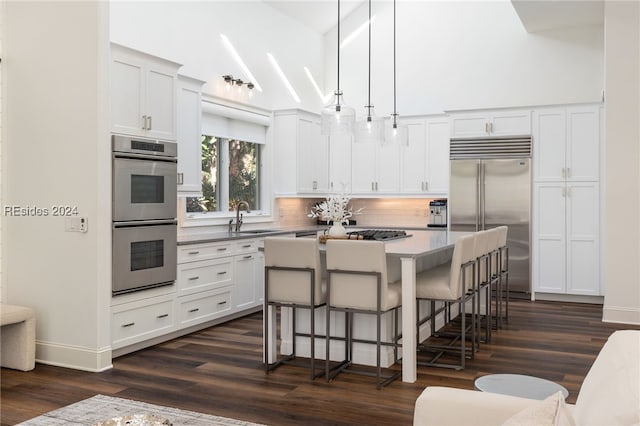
<box><xmin>603</xmin><ymin>305</ymin><xmax>640</xmax><ymax>325</ymax></box>
<box><xmin>36</xmin><ymin>341</ymin><xmax>112</xmax><ymax>372</ymax></box>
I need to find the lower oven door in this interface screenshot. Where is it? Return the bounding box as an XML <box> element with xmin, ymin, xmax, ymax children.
<box><xmin>112</xmin><ymin>220</ymin><xmax>177</xmax><ymax>295</ymax></box>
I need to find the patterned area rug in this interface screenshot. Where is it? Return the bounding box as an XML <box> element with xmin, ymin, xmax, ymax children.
<box><xmin>18</xmin><ymin>394</ymin><xmax>265</xmax><ymax>426</ymax></box>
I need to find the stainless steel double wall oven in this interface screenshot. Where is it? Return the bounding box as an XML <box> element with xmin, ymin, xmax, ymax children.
<box><xmin>112</xmin><ymin>135</ymin><xmax>178</xmax><ymax>295</ymax></box>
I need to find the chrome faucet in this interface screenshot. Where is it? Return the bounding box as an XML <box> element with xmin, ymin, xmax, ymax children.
<box><xmin>233</xmin><ymin>201</ymin><xmax>250</xmax><ymax>232</ymax></box>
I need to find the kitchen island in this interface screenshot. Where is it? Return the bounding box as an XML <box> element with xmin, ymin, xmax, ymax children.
<box><xmin>265</xmin><ymin>229</ymin><xmax>469</xmax><ymax>383</ymax></box>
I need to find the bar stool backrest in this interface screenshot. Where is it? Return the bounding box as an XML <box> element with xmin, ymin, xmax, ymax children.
<box><xmin>474</xmin><ymin>230</ymin><xmax>490</xmax><ymax>285</ymax></box>
<box><xmin>265</xmin><ymin>237</ymin><xmax>324</xmax><ymax>306</ymax></box>
<box><xmin>449</xmin><ymin>233</ymin><xmax>477</xmax><ymax>298</ymax></box>
<box><xmin>496</xmin><ymin>226</ymin><xmax>508</xmax><ymax>271</ymax></box>
<box><xmin>326</xmin><ymin>240</ymin><xmax>391</xmax><ymax>311</ymax></box>
<box><xmin>486</xmin><ymin>228</ymin><xmax>500</xmax><ymax>274</ymax></box>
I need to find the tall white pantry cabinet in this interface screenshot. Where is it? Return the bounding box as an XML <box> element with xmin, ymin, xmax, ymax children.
<box><xmin>532</xmin><ymin>104</ymin><xmax>602</xmax><ymax>296</ymax></box>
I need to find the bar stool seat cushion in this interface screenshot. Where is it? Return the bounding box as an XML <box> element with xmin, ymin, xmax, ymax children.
<box><xmin>415</xmin><ymin>262</ymin><xmax>454</xmax><ymax>300</ymax></box>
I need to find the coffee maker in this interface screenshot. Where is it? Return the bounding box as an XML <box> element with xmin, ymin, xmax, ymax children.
<box><xmin>428</xmin><ymin>199</ymin><xmax>447</xmax><ymax>228</ymax></box>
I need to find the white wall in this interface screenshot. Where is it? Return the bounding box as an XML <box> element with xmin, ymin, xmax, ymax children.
<box><xmin>110</xmin><ymin>1</ymin><xmax>325</xmax><ymax>113</ymax></box>
<box><xmin>325</xmin><ymin>1</ymin><xmax>604</xmax><ymax>117</ymax></box>
<box><xmin>603</xmin><ymin>1</ymin><xmax>640</xmax><ymax>324</ymax></box>
<box><xmin>3</xmin><ymin>1</ymin><xmax>112</xmax><ymax>370</ymax></box>
<box><xmin>0</xmin><ymin>1</ymin><xmax>4</xmax><ymax>303</ymax></box>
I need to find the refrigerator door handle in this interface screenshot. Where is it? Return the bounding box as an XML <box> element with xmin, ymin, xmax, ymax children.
<box><xmin>480</xmin><ymin>162</ymin><xmax>486</xmax><ymax>230</ymax></box>
<box><xmin>476</xmin><ymin>162</ymin><xmax>481</xmax><ymax>231</ymax></box>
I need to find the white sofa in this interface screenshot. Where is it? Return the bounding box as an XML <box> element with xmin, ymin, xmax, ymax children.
<box><xmin>414</xmin><ymin>330</ymin><xmax>640</xmax><ymax>426</ymax></box>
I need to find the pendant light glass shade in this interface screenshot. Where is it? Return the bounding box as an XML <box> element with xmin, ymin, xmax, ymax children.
<box><xmin>356</xmin><ymin>106</ymin><xmax>384</xmax><ymax>143</ymax></box>
<box><xmin>385</xmin><ymin>114</ymin><xmax>408</xmax><ymax>146</ymax></box>
<box><xmin>321</xmin><ymin>91</ymin><xmax>356</xmax><ymax>135</ymax></box>
<box><xmin>321</xmin><ymin>0</ymin><xmax>355</xmax><ymax>137</ymax></box>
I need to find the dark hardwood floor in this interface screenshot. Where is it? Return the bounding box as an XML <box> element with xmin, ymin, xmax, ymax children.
<box><xmin>2</xmin><ymin>299</ymin><xmax>638</xmax><ymax>425</ymax></box>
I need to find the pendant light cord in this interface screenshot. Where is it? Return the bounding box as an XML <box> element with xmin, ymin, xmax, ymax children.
<box><xmin>367</xmin><ymin>0</ymin><xmax>372</xmax><ymax>115</ymax></box>
<box><xmin>393</xmin><ymin>0</ymin><xmax>397</xmax><ymax>124</ymax></box>
<box><xmin>337</xmin><ymin>0</ymin><xmax>341</xmax><ymax>100</ymax></box>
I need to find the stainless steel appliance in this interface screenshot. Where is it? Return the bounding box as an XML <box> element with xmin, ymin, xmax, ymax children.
<box><xmin>112</xmin><ymin>135</ymin><xmax>178</xmax><ymax>295</ymax></box>
<box><xmin>112</xmin><ymin>134</ymin><xmax>177</xmax><ymax>221</ymax></box>
<box><xmin>428</xmin><ymin>199</ymin><xmax>448</xmax><ymax>228</ymax></box>
<box><xmin>449</xmin><ymin>136</ymin><xmax>531</xmax><ymax>293</ymax></box>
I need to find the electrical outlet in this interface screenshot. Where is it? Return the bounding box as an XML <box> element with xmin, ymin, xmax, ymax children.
<box><xmin>65</xmin><ymin>217</ymin><xmax>88</xmax><ymax>233</ymax></box>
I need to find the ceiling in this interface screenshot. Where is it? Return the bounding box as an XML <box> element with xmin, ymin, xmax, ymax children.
<box><xmin>262</xmin><ymin>0</ymin><xmax>604</xmax><ymax>35</ymax></box>
<box><xmin>262</xmin><ymin>0</ymin><xmax>365</xmax><ymax>34</ymax></box>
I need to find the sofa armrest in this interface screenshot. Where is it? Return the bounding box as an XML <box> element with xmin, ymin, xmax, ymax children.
<box><xmin>413</xmin><ymin>387</ymin><xmax>543</xmax><ymax>426</ymax></box>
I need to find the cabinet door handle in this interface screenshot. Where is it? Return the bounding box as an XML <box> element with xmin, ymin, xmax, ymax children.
<box><xmin>424</xmin><ymin>181</ymin><xmax>429</xmax><ymax>191</ymax></box>
<box><xmin>147</xmin><ymin>115</ymin><xmax>152</xmax><ymax>130</ymax></box>
<box><xmin>156</xmin><ymin>313</ymin><xmax>169</xmax><ymax>319</ymax></box>
<box><xmin>122</xmin><ymin>322</ymin><xmax>135</xmax><ymax>328</ymax></box>
<box><xmin>242</xmin><ymin>244</ymin><xmax>252</xmax><ymax>248</ymax></box>
<box><xmin>177</xmin><ymin>172</ymin><xmax>184</xmax><ymax>185</ymax></box>
<box><xmin>188</xmin><ymin>251</ymin><xmax>200</xmax><ymax>255</ymax></box>
<box><xmin>485</xmin><ymin>122</ymin><xmax>489</xmax><ymax>134</ymax></box>
<box><xmin>188</xmin><ymin>308</ymin><xmax>200</xmax><ymax>313</ymax></box>
<box><xmin>142</xmin><ymin>115</ymin><xmax>147</xmax><ymax>130</ymax></box>
<box><xmin>217</xmin><ymin>301</ymin><xmax>227</xmax><ymax>305</ymax></box>
<box><xmin>371</xmin><ymin>182</ymin><xmax>375</xmax><ymax>191</ymax></box>
<box><xmin>313</xmin><ymin>180</ymin><xmax>318</xmax><ymax>190</ymax></box>
<box><xmin>217</xmin><ymin>247</ymin><xmax>227</xmax><ymax>252</ymax></box>
<box><xmin>243</xmin><ymin>255</ymin><xmax>253</xmax><ymax>259</ymax></box>
<box><xmin>188</xmin><ymin>276</ymin><xmax>199</xmax><ymax>281</ymax></box>
<box><xmin>489</xmin><ymin>122</ymin><xmax>493</xmax><ymax>134</ymax></box>
<box><xmin>217</xmin><ymin>271</ymin><xmax>227</xmax><ymax>275</ymax></box>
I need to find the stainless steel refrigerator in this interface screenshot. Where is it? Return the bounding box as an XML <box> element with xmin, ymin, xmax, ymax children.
<box><xmin>449</xmin><ymin>136</ymin><xmax>531</xmax><ymax>294</ymax></box>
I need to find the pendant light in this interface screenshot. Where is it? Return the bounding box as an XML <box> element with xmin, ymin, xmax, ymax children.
<box><xmin>355</xmin><ymin>0</ymin><xmax>384</xmax><ymax>144</ymax></box>
<box><xmin>321</xmin><ymin>0</ymin><xmax>356</xmax><ymax>136</ymax></box>
<box><xmin>385</xmin><ymin>0</ymin><xmax>408</xmax><ymax>146</ymax></box>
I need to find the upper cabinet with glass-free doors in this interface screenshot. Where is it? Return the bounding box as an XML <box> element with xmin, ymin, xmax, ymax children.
<box><xmin>110</xmin><ymin>43</ymin><xmax>181</xmax><ymax>140</ymax></box>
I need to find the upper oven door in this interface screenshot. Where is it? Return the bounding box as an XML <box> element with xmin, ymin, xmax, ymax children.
<box><xmin>113</xmin><ymin>156</ymin><xmax>177</xmax><ymax>221</ymax></box>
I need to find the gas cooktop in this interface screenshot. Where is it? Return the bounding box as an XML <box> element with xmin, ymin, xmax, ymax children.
<box><xmin>346</xmin><ymin>229</ymin><xmax>409</xmax><ymax>241</ymax></box>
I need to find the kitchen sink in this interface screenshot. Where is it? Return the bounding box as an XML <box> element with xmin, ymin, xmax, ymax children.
<box><xmin>235</xmin><ymin>229</ymin><xmax>275</xmax><ymax>234</ymax></box>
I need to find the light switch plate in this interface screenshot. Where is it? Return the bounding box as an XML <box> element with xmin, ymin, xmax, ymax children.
<box><xmin>65</xmin><ymin>217</ymin><xmax>88</xmax><ymax>232</ymax></box>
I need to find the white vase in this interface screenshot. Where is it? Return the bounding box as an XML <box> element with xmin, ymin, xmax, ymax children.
<box><xmin>328</xmin><ymin>222</ymin><xmax>347</xmax><ymax>238</ymax></box>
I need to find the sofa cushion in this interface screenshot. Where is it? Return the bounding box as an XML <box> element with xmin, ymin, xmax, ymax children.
<box><xmin>573</xmin><ymin>330</ymin><xmax>640</xmax><ymax>425</ymax></box>
<box><xmin>502</xmin><ymin>391</ymin><xmax>575</xmax><ymax>426</ymax></box>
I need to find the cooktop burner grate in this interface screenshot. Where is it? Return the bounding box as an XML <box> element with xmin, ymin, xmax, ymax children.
<box><xmin>346</xmin><ymin>229</ymin><xmax>409</xmax><ymax>241</ymax></box>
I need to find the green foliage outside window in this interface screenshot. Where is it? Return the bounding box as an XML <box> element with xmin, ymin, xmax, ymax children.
<box><xmin>186</xmin><ymin>135</ymin><xmax>259</xmax><ymax>213</ymax></box>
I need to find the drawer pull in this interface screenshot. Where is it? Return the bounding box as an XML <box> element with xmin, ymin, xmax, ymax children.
<box><xmin>188</xmin><ymin>251</ymin><xmax>200</xmax><ymax>255</ymax></box>
<box><xmin>188</xmin><ymin>276</ymin><xmax>200</xmax><ymax>281</ymax></box>
<box><xmin>217</xmin><ymin>271</ymin><xmax>227</xmax><ymax>275</ymax></box>
<box><xmin>217</xmin><ymin>247</ymin><xmax>228</xmax><ymax>251</ymax></box>
<box><xmin>242</xmin><ymin>244</ymin><xmax>251</xmax><ymax>248</ymax></box>
<box><xmin>244</xmin><ymin>255</ymin><xmax>253</xmax><ymax>259</ymax></box>
<box><xmin>156</xmin><ymin>313</ymin><xmax>169</xmax><ymax>319</ymax></box>
<box><xmin>188</xmin><ymin>308</ymin><xmax>200</xmax><ymax>313</ymax></box>
<box><xmin>121</xmin><ymin>322</ymin><xmax>135</xmax><ymax>328</ymax></box>
<box><xmin>218</xmin><ymin>301</ymin><xmax>227</xmax><ymax>305</ymax></box>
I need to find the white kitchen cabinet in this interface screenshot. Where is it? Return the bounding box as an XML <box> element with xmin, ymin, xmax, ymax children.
<box><xmin>328</xmin><ymin>133</ymin><xmax>353</xmax><ymax>193</ymax></box>
<box><xmin>111</xmin><ymin>293</ymin><xmax>176</xmax><ymax>350</ymax></box>
<box><xmin>533</xmin><ymin>105</ymin><xmax>600</xmax><ymax>182</ymax></box>
<box><xmin>273</xmin><ymin>110</ymin><xmax>329</xmax><ymax>195</ymax></box>
<box><xmin>450</xmin><ymin>109</ymin><xmax>531</xmax><ymax>138</ymax></box>
<box><xmin>351</xmin><ymin>138</ymin><xmax>400</xmax><ymax>194</ymax></box>
<box><xmin>401</xmin><ymin>116</ymin><xmax>450</xmax><ymax>194</ymax></box>
<box><xmin>176</xmin><ymin>75</ymin><xmax>205</xmax><ymax>195</ymax></box>
<box><xmin>178</xmin><ymin>288</ymin><xmax>232</xmax><ymax>328</ymax></box>
<box><xmin>111</xmin><ymin>43</ymin><xmax>180</xmax><ymax>140</ymax></box>
<box><xmin>533</xmin><ymin>182</ymin><xmax>600</xmax><ymax>295</ymax></box>
<box><xmin>176</xmin><ymin>257</ymin><xmax>233</xmax><ymax>297</ymax></box>
<box><xmin>297</xmin><ymin>115</ymin><xmax>330</xmax><ymax>194</ymax></box>
<box><xmin>234</xmin><ymin>251</ymin><xmax>257</xmax><ymax>311</ymax></box>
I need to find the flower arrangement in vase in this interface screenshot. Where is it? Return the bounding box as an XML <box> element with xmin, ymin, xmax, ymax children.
<box><xmin>308</xmin><ymin>188</ymin><xmax>363</xmax><ymax>237</ymax></box>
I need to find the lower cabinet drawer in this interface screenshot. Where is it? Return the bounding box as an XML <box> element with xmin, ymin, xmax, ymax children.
<box><xmin>111</xmin><ymin>295</ymin><xmax>175</xmax><ymax>349</ymax></box>
<box><xmin>177</xmin><ymin>258</ymin><xmax>233</xmax><ymax>296</ymax></box>
<box><xmin>178</xmin><ymin>289</ymin><xmax>233</xmax><ymax>327</ymax></box>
